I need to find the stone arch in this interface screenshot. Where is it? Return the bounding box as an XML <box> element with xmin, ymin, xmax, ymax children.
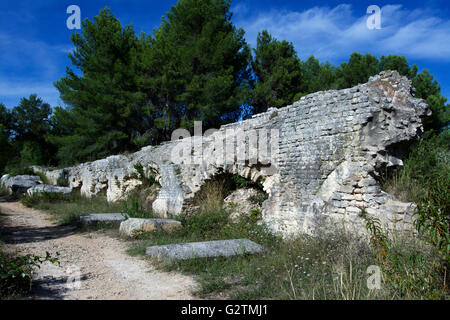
<box><xmin>181</xmin><ymin>167</ymin><xmax>269</xmax><ymax>218</ymax></box>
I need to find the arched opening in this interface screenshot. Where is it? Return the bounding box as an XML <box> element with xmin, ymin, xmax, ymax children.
<box><xmin>187</xmin><ymin>171</ymin><xmax>268</xmax><ymax>222</ymax></box>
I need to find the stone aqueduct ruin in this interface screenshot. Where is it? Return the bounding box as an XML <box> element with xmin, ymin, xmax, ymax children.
<box><xmin>33</xmin><ymin>71</ymin><xmax>431</xmax><ymax>236</ymax></box>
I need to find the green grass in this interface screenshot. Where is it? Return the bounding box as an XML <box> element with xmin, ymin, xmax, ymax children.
<box><xmin>21</xmin><ymin>192</ymin><xmax>125</xmax><ymax>225</ymax></box>
<box><xmin>126</xmin><ymin>208</ymin><xmax>448</xmax><ymax>300</ymax></box>
<box><xmin>0</xmin><ymin>208</ymin><xmax>60</xmax><ymax>299</ymax></box>
<box><xmin>34</xmin><ymin>172</ymin><xmax>50</xmax><ymax>185</ymax></box>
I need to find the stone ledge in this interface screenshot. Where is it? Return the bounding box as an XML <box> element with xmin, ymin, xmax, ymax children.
<box><xmin>79</xmin><ymin>213</ymin><xmax>126</xmax><ymax>225</ymax></box>
<box><xmin>146</xmin><ymin>239</ymin><xmax>263</xmax><ymax>260</ymax></box>
<box><xmin>119</xmin><ymin>218</ymin><xmax>182</xmax><ymax>237</ymax></box>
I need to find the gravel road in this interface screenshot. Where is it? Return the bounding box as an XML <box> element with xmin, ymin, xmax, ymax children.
<box><xmin>0</xmin><ymin>201</ymin><xmax>198</xmax><ymax>300</ymax></box>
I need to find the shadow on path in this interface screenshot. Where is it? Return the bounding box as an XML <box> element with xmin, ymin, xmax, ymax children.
<box><xmin>1</xmin><ymin>224</ymin><xmax>78</xmax><ymax>245</ymax></box>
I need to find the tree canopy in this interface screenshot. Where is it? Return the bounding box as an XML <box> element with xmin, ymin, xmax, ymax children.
<box><xmin>0</xmin><ymin>2</ymin><xmax>448</xmax><ymax>173</ymax></box>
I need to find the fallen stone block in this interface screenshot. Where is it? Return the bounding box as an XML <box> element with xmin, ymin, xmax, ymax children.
<box><xmin>27</xmin><ymin>184</ymin><xmax>73</xmax><ymax>196</ymax></box>
<box><xmin>78</xmin><ymin>213</ymin><xmax>126</xmax><ymax>225</ymax></box>
<box><xmin>120</xmin><ymin>218</ymin><xmax>182</xmax><ymax>237</ymax></box>
<box><xmin>0</xmin><ymin>175</ymin><xmax>43</xmax><ymax>194</ymax></box>
<box><xmin>146</xmin><ymin>239</ymin><xmax>263</xmax><ymax>260</ymax></box>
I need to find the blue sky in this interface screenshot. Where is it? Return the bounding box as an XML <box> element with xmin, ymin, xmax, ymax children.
<box><xmin>0</xmin><ymin>0</ymin><xmax>449</xmax><ymax>109</ymax></box>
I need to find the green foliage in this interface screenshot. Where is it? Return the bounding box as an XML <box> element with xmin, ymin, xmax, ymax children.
<box><xmin>251</xmin><ymin>30</ymin><xmax>302</xmax><ymax>113</ymax></box>
<box><xmin>57</xmin><ymin>176</ymin><xmax>69</xmax><ymax>187</ymax></box>
<box><xmin>231</xmin><ymin>175</ymin><xmax>252</xmax><ymax>189</ymax></box>
<box><xmin>34</xmin><ymin>171</ymin><xmax>50</xmax><ymax>185</ymax></box>
<box><xmin>130</xmin><ymin>213</ymin><xmax>447</xmax><ymax>299</ymax></box>
<box><xmin>382</xmin><ymin>130</ymin><xmax>450</xmax><ymax>202</ymax></box>
<box><xmin>415</xmin><ymin>176</ymin><xmax>450</xmax><ymax>263</ymax></box>
<box><xmin>19</xmin><ymin>141</ymin><xmax>44</xmax><ymax>167</ymax></box>
<box><xmin>21</xmin><ymin>192</ymin><xmax>68</xmax><ymax>208</ymax></box>
<box><xmin>11</xmin><ymin>95</ymin><xmax>51</xmax><ymax>142</ymax></box>
<box><xmin>51</xmin><ymin>2</ymin><xmax>251</xmax><ymax>164</ymax></box>
<box><xmin>300</xmin><ymin>56</ymin><xmax>337</xmax><ymax>94</ymax></box>
<box><xmin>413</xmin><ymin>70</ymin><xmax>450</xmax><ymax>132</ymax></box>
<box><xmin>133</xmin><ymin>162</ymin><xmax>158</xmax><ymax>187</ymax></box>
<box><xmin>52</xmin><ymin>7</ymin><xmax>142</xmax><ymax>163</ymax></box>
<box><xmin>362</xmin><ymin>209</ymin><xmax>448</xmax><ymax>299</ymax></box>
<box><xmin>248</xmin><ymin>193</ymin><xmax>268</xmax><ymax>205</ymax></box>
<box><xmin>0</xmin><ymin>185</ymin><xmax>10</xmax><ymax>198</ymax></box>
<box><xmin>0</xmin><ymin>124</ymin><xmax>11</xmax><ymax>174</ymax></box>
<box><xmin>3</xmin><ymin>164</ymin><xmax>35</xmax><ymax>177</ymax></box>
<box><xmin>379</xmin><ymin>55</ymin><xmax>418</xmax><ymax>78</ymax></box>
<box><xmin>361</xmin><ymin>210</ymin><xmax>391</xmax><ymax>262</ymax></box>
<box><xmin>122</xmin><ymin>196</ymin><xmax>154</xmax><ymax>219</ymax></box>
<box><xmin>0</xmin><ymin>250</ymin><xmax>60</xmax><ymax>298</ymax></box>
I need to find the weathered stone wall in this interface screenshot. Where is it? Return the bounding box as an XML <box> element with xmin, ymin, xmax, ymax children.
<box><xmin>33</xmin><ymin>71</ymin><xmax>430</xmax><ymax>237</ymax></box>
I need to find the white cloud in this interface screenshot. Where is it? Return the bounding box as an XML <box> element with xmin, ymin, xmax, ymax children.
<box><xmin>233</xmin><ymin>4</ymin><xmax>450</xmax><ymax>62</ymax></box>
<box><xmin>0</xmin><ymin>78</ymin><xmax>62</xmax><ymax>109</ymax></box>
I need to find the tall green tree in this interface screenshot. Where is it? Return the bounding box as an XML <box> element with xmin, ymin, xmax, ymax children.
<box><xmin>4</xmin><ymin>95</ymin><xmax>53</xmax><ymax>168</ymax></box>
<box><xmin>11</xmin><ymin>95</ymin><xmax>51</xmax><ymax>145</ymax></box>
<box><xmin>251</xmin><ymin>30</ymin><xmax>302</xmax><ymax>113</ymax></box>
<box><xmin>335</xmin><ymin>52</ymin><xmax>380</xmax><ymax>89</ymax></box>
<box><xmin>142</xmin><ymin>0</ymin><xmax>252</xmax><ymax>137</ymax></box>
<box><xmin>301</xmin><ymin>56</ymin><xmax>337</xmax><ymax>94</ymax></box>
<box><xmin>53</xmin><ymin>7</ymin><xmax>142</xmax><ymax>163</ymax></box>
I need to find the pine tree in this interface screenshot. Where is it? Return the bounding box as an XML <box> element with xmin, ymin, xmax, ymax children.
<box><xmin>142</xmin><ymin>0</ymin><xmax>252</xmax><ymax>137</ymax></box>
<box><xmin>251</xmin><ymin>30</ymin><xmax>302</xmax><ymax>113</ymax></box>
<box><xmin>53</xmin><ymin>7</ymin><xmax>142</xmax><ymax>162</ymax></box>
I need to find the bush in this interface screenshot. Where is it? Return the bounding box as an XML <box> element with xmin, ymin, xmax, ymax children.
<box><xmin>0</xmin><ymin>250</ymin><xmax>60</xmax><ymax>298</ymax></box>
<box><xmin>123</xmin><ymin>196</ymin><xmax>155</xmax><ymax>219</ymax></box>
<box><xmin>57</xmin><ymin>176</ymin><xmax>69</xmax><ymax>187</ymax></box>
<box><xmin>133</xmin><ymin>162</ymin><xmax>158</xmax><ymax>187</ymax></box>
<box><xmin>3</xmin><ymin>164</ymin><xmax>34</xmax><ymax>177</ymax></box>
<box><xmin>415</xmin><ymin>175</ymin><xmax>450</xmax><ymax>263</ymax></box>
<box><xmin>362</xmin><ymin>210</ymin><xmax>448</xmax><ymax>299</ymax></box>
<box><xmin>382</xmin><ymin>130</ymin><xmax>449</xmax><ymax>202</ymax></box>
<box><xmin>19</xmin><ymin>141</ymin><xmax>44</xmax><ymax>168</ymax></box>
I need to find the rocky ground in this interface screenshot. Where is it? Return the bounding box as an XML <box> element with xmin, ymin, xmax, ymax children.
<box><xmin>0</xmin><ymin>200</ymin><xmax>198</xmax><ymax>300</ymax></box>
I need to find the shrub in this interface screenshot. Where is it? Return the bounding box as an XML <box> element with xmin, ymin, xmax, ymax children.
<box><xmin>415</xmin><ymin>175</ymin><xmax>449</xmax><ymax>263</ymax></box>
<box><xmin>3</xmin><ymin>164</ymin><xmax>34</xmax><ymax>177</ymax></box>
<box><xmin>57</xmin><ymin>176</ymin><xmax>69</xmax><ymax>187</ymax></box>
<box><xmin>362</xmin><ymin>209</ymin><xmax>448</xmax><ymax>299</ymax></box>
<box><xmin>34</xmin><ymin>171</ymin><xmax>50</xmax><ymax>185</ymax></box>
<box><xmin>0</xmin><ymin>250</ymin><xmax>60</xmax><ymax>298</ymax></box>
<box><xmin>122</xmin><ymin>196</ymin><xmax>155</xmax><ymax>219</ymax></box>
<box><xmin>382</xmin><ymin>130</ymin><xmax>450</xmax><ymax>202</ymax></box>
<box><xmin>133</xmin><ymin>162</ymin><xmax>159</xmax><ymax>187</ymax></box>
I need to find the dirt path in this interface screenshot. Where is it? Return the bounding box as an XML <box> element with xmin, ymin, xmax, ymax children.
<box><xmin>0</xmin><ymin>201</ymin><xmax>198</xmax><ymax>300</ymax></box>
